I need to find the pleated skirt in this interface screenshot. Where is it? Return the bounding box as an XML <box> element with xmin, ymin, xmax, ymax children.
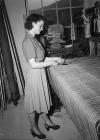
<box><xmin>24</xmin><ymin>67</ymin><xmax>52</xmax><ymax>114</ymax></box>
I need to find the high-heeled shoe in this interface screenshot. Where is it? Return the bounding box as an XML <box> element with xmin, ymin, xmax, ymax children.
<box><xmin>30</xmin><ymin>129</ymin><xmax>46</xmax><ymax>139</ymax></box>
<box><xmin>45</xmin><ymin>123</ymin><xmax>60</xmax><ymax>131</ymax></box>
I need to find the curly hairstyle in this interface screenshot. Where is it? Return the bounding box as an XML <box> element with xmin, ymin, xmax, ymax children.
<box><xmin>24</xmin><ymin>13</ymin><xmax>45</xmax><ymax>30</ymax></box>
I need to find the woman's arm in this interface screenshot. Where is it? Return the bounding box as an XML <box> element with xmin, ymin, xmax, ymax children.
<box><xmin>45</xmin><ymin>57</ymin><xmax>65</xmax><ymax>64</ymax></box>
<box><xmin>45</xmin><ymin>57</ymin><xmax>60</xmax><ymax>62</ymax></box>
<box><xmin>28</xmin><ymin>58</ymin><xmax>58</xmax><ymax>69</ymax></box>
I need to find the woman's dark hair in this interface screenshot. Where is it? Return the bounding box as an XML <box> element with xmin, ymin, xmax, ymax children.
<box><xmin>24</xmin><ymin>13</ymin><xmax>45</xmax><ymax>30</ymax></box>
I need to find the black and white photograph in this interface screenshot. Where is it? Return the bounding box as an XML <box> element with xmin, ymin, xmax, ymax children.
<box><xmin>0</xmin><ymin>0</ymin><xmax>100</xmax><ymax>140</ymax></box>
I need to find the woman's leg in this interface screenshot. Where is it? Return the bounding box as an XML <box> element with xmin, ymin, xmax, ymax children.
<box><xmin>41</xmin><ymin>112</ymin><xmax>60</xmax><ymax>131</ymax></box>
<box><xmin>41</xmin><ymin>113</ymin><xmax>54</xmax><ymax>125</ymax></box>
<box><xmin>28</xmin><ymin>111</ymin><xmax>46</xmax><ymax>139</ymax></box>
<box><xmin>28</xmin><ymin>111</ymin><xmax>40</xmax><ymax>133</ymax></box>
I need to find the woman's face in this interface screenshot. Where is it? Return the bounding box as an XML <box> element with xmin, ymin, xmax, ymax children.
<box><xmin>32</xmin><ymin>20</ymin><xmax>44</xmax><ymax>35</ymax></box>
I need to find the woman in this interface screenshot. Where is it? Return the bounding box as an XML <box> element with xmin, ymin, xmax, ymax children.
<box><xmin>22</xmin><ymin>13</ymin><xmax>65</xmax><ymax>139</ymax></box>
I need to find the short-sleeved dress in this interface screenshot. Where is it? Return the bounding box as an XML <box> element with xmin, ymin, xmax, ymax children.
<box><xmin>22</xmin><ymin>33</ymin><xmax>52</xmax><ymax>114</ymax></box>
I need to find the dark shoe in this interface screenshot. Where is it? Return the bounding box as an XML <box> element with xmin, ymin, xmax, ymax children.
<box><xmin>45</xmin><ymin>123</ymin><xmax>60</xmax><ymax>131</ymax></box>
<box><xmin>30</xmin><ymin>129</ymin><xmax>46</xmax><ymax>139</ymax></box>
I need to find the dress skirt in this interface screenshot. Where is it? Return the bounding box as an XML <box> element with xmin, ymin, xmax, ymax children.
<box><xmin>24</xmin><ymin>66</ymin><xmax>52</xmax><ymax>114</ymax></box>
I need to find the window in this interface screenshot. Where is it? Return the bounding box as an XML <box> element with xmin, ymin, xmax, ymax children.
<box><xmin>28</xmin><ymin>0</ymin><xmax>84</xmax><ymax>43</ymax></box>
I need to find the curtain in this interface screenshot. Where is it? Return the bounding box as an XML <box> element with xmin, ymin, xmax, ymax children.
<box><xmin>0</xmin><ymin>0</ymin><xmax>25</xmax><ymax>107</ymax></box>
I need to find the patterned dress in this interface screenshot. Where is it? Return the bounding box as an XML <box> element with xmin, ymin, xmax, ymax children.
<box><xmin>22</xmin><ymin>33</ymin><xmax>52</xmax><ymax>114</ymax></box>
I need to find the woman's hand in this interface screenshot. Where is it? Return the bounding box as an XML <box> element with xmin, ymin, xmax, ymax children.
<box><xmin>56</xmin><ymin>57</ymin><xmax>65</xmax><ymax>65</ymax></box>
<box><xmin>44</xmin><ymin>57</ymin><xmax>67</xmax><ymax>66</ymax></box>
<box><xmin>51</xmin><ymin>61</ymin><xmax>59</xmax><ymax>66</ymax></box>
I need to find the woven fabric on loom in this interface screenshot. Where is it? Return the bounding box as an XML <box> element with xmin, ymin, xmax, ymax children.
<box><xmin>48</xmin><ymin>56</ymin><xmax>100</xmax><ymax>140</ymax></box>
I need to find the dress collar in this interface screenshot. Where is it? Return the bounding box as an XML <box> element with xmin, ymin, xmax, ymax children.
<box><xmin>26</xmin><ymin>32</ymin><xmax>35</xmax><ymax>39</ymax></box>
